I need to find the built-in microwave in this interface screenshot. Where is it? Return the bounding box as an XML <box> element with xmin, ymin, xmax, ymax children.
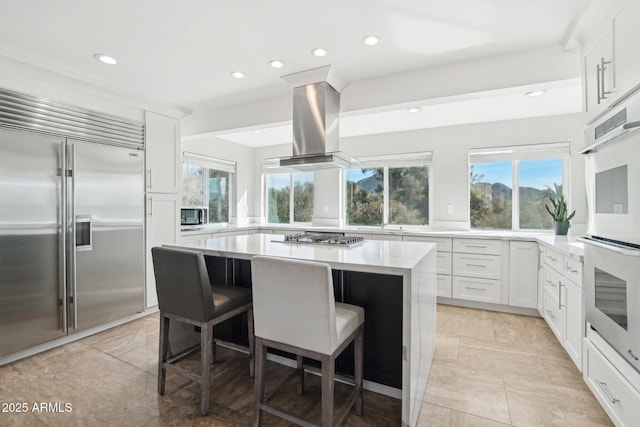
<box><xmin>582</xmin><ymin>93</ymin><xmax>640</xmax><ymax>247</ymax></box>
<box><xmin>580</xmin><ymin>237</ymin><xmax>640</xmax><ymax>373</ymax></box>
<box><xmin>180</xmin><ymin>207</ymin><xmax>208</xmax><ymax>226</ymax></box>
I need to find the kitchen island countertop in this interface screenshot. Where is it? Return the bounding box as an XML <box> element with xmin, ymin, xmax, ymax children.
<box><xmin>168</xmin><ymin>233</ymin><xmax>437</xmax><ymax>427</ymax></box>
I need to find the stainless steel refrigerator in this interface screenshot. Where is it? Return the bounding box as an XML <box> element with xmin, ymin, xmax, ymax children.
<box><xmin>0</xmin><ymin>127</ymin><xmax>145</xmax><ymax>357</ymax></box>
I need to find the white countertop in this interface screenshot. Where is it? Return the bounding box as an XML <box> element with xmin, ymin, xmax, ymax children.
<box><xmin>180</xmin><ymin>225</ymin><xmax>584</xmax><ymax>260</ymax></box>
<box><xmin>169</xmin><ymin>233</ymin><xmax>437</xmax><ymax>275</ymax></box>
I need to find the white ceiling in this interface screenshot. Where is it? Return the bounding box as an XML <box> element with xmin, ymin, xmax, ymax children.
<box><xmin>0</xmin><ymin>0</ymin><xmax>587</xmax><ymax>145</ymax></box>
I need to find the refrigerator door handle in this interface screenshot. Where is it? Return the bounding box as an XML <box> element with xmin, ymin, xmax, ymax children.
<box><xmin>59</xmin><ymin>142</ymin><xmax>68</xmax><ymax>334</ymax></box>
<box><xmin>67</xmin><ymin>143</ymin><xmax>78</xmax><ymax>330</ymax></box>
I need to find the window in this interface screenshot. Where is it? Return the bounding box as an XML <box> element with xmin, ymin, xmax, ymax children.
<box><xmin>345</xmin><ymin>153</ymin><xmax>431</xmax><ymax>227</ymax></box>
<box><xmin>469</xmin><ymin>143</ymin><xmax>568</xmax><ymax>230</ymax></box>
<box><xmin>266</xmin><ymin>171</ymin><xmax>314</xmax><ymax>224</ymax></box>
<box><xmin>182</xmin><ymin>152</ymin><xmax>236</xmax><ymax>224</ymax></box>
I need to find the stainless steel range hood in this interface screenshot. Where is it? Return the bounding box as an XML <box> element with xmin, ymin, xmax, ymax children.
<box><xmin>278</xmin><ymin>66</ymin><xmax>355</xmax><ymax>170</ymax></box>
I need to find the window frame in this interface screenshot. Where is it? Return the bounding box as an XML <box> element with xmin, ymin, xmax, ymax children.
<box><xmin>468</xmin><ymin>143</ymin><xmax>570</xmax><ymax>232</ymax></box>
<box><xmin>182</xmin><ymin>152</ymin><xmax>236</xmax><ymax>225</ymax></box>
<box><xmin>344</xmin><ymin>152</ymin><xmax>433</xmax><ymax>230</ymax></box>
<box><xmin>263</xmin><ymin>169</ymin><xmax>315</xmax><ymax>225</ymax></box>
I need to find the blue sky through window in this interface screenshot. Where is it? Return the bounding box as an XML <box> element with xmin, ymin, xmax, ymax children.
<box><xmin>472</xmin><ymin>158</ymin><xmax>562</xmax><ymax>190</ymax></box>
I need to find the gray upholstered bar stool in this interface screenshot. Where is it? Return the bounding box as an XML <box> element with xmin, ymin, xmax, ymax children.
<box><xmin>250</xmin><ymin>255</ymin><xmax>364</xmax><ymax>427</ymax></box>
<box><xmin>151</xmin><ymin>246</ymin><xmax>254</xmax><ymax>416</ymax></box>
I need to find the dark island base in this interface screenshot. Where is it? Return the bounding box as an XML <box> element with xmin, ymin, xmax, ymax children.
<box><xmin>202</xmin><ymin>255</ymin><xmax>404</xmax><ymax>390</ymax></box>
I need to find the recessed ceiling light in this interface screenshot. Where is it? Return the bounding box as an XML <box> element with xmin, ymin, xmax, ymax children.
<box><xmin>231</xmin><ymin>71</ymin><xmax>245</xmax><ymax>79</ymax></box>
<box><xmin>93</xmin><ymin>53</ymin><xmax>118</xmax><ymax>65</ymax></box>
<box><xmin>253</xmin><ymin>130</ymin><xmax>262</xmax><ymax>134</ymax></box>
<box><xmin>362</xmin><ymin>35</ymin><xmax>379</xmax><ymax>46</ymax></box>
<box><xmin>525</xmin><ymin>90</ymin><xmax>547</xmax><ymax>97</ymax></box>
<box><xmin>407</xmin><ymin>107</ymin><xmax>421</xmax><ymax>113</ymax></box>
<box><xmin>311</xmin><ymin>48</ymin><xmax>327</xmax><ymax>57</ymax></box>
<box><xmin>269</xmin><ymin>60</ymin><xmax>284</xmax><ymax>69</ymax></box>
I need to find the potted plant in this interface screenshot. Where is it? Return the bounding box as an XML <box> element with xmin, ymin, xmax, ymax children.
<box><xmin>542</xmin><ymin>184</ymin><xmax>575</xmax><ymax>235</ymax></box>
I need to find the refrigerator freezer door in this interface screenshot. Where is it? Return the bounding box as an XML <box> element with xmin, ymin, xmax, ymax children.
<box><xmin>0</xmin><ymin>128</ymin><xmax>67</xmax><ymax>356</ymax></box>
<box><xmin>69</xmin><ymin>140</ymin><xmax>144</xmax><ymax>332</ymax></box>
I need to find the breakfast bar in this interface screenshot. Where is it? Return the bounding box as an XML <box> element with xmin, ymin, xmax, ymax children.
<box><xmin>167</xmin><ymin>233</ymin><xmax>437</xmax><ymax>427</ymax></box>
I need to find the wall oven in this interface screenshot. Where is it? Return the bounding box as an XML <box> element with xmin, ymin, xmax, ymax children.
<box><xmin>580</xmin><ymin>91</ymin><xmax>640</xmax><ymax>373</ymax></box>
<box><xmin>582</xmin><ymin>93</ymin><xmax>640</xmax><ymax>246</ymax></box>
<box><xmin>581</xmin><ymin>238</ymin><xmax>640</xmax><ymax>372</ymax></box>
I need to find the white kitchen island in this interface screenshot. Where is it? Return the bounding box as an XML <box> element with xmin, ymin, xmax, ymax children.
<box><xmin>168</xmin><ymin>233</ymin><xmax>437</xmax><ymax>427</ymax></box>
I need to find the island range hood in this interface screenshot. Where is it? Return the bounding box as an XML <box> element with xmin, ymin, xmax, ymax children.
<box><xmin>278</xmin><ymin>66</ymin><xmax>356</xmax><ymax>170</ymax></box>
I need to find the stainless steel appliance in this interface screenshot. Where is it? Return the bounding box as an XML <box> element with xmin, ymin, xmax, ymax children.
<box><xmin>280</xmin><ymin>232</ymin><xmax>365</xmax><ymax>246</ymax></box>
<box><xmin>580</xmin><ymin>91</ymin><xmax>640</xmax><ymax>373</ymax></box>
<box><xmin>582</xmin><ymin>92</ymin><xmax>640</xmax><ymax>246</ymax></box>
<box><xmin>581</xmin><ymin>236</ymin><xmax>640</xmax><ymax>372</ymax></box>
<box><xmin>181</xmin><ymin>207</ymin><xmax>208</xmax><ymax>226</ymax></box>
<box><xmin>0</xmin><ymin>126</ymin><xmax>145</xmax><ymax>358</ymax></box>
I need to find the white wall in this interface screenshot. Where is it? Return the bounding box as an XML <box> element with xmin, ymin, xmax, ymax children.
<box><xmin>251</xmin><ymin>113</ymin><xmax>587</xmax><ymax>232</ymax></box>
<box><xmin>181</xmin><ymin>135</ymin><xmax>255</xmax><ymax>225</ymax></box>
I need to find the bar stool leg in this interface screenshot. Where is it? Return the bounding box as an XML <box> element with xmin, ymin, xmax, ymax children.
<box><xmin>247</xmin><ymin>308</ymin><xmax>255</xmax><ymax>378</ymax></box>
<box><xmin>253</xmin><ymin>338</ymin><xmax>266</xmax><ymax>427</ymax></box>
<box><xmin>296</xmin><ymin>355</ymin><xmax>304</xmax><ymax>395</ymax></box>
<box><xmin>321</xmin><ymin>354</ymin><xmax>335</xmax><ymax>427</ymax></box>
<box><xmin>200</xmin><ymin>323</ymin><xmax>213</xmax><ymax>416</ymax></box>
<box><xmin>355</xmin><ymin>328</ymin><xmax>364</xmax><ymax>416</ymax></box>
<box><xmin>158</xmin><ymin>314</ymin><xmax>170</xmax><ymax>395</ymax></box>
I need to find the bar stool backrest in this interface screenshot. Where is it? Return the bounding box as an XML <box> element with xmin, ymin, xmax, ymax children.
<box><xmin>152</xmin><ymin>247</ymin><xmax>215</xmax><ymax>322</ymax></box>
<box><xmin>251</xmin><ymin>255</ymin><xmax>338</xmax><ymax>354</ymax></box>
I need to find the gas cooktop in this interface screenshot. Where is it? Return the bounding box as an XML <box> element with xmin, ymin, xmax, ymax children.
<box><xmin>278</xmin><ymin>232</ymin><xmax>365</xmax><ymax>247</ymax></box>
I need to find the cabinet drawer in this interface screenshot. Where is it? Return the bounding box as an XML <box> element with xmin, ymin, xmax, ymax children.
<box><xmin>585</xmin><ymin>340</ymin><xmax>640</xmax><ymax>427</ymax></box>
<box><xmin>453</xmin><ymin>238</ymin><xmax>501</xmax><ymax>255</ymax></box>
<box><xmin>437</xmin><ymin>252</ymin><xmax>452</xmax><ymax>275</ymax></box>
<box><xmin>564</xmin><ymin>257</ymin><xmax>583</xmax><ymax>286</ymax></box>
<box><xmin>543</xmin><ymin>247</ymin><xmax>564</xmax><ymax>273</ymax></box>
<box><xmin>543</xmin><ymin>288</ymin><xmax>564</xmax><ymax>342</ymax></box>
<box><xmin>402</xmin><ymin>236</ymin><xmax>452</xmax><ymax>252</ymax></box>
<box><xmin>437</xmin><ymin>274</ymin><xmax>452</xmax><ymax>298</ymax></box>
<box><xmin>452</xmin><ymin>276</ymin><xmax>501</xmax><ymax>303</ymax></box>
<box><xmin>453</xmin><ymin>253</ymin><xmax>501</xmax><ymax>280</ymax></box>
<box><xmin>543</xmin><ymin>266</ymin><xmax>562</xmax><ymax>297</ymax></box>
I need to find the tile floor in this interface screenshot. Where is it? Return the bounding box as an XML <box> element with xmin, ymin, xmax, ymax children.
<box><xmin>0</xmin><ymin>305</ymin><xmax>613</xmax><ymax>426</ymax></box>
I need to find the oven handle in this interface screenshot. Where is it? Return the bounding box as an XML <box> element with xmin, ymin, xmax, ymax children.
<box><xmin>622</xmin><ymin>120</ymin><xmax>640</xmax><ymax>130</ymax></box>
<box><xmin>576</xmin><ymin>237</ymin><xmax>640</xmax><ymax>256</ymax></box>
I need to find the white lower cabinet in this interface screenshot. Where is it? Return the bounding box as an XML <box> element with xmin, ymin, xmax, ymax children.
<box><xmin>584</xmin><ymin>337</ymin><xmax>640</xmax><ymax>427</ymax></box>
<box><xmin>541</xmin><ymin>245</ymin><xmax>584</xmax><ymax>371</ymax></box>
<box><xmin>402</xmin><ymin>236</ymin><xmax>452</xmax><ymax>298</ymax></box>
<box><xmin>564</xmin><ymin>279</ymin><xmax>583</xmax><ymax>367</ymax></box>
<box><xmin>452</xmin><ymin>276</ymin><xmax>501</xmax><ymax>303</ymax></box>
<box><xmin>437</xmin><ymin>275</ymin><xmax>452</xmax><ymax>298</ymax></box>
<box><xmin>145</xmin><ymin>193</ymin><xmax>180</xmax><ymax>308</ymax></box>
<box><xmin>508</xmin><ymin>241</ymin><xmax>538</xmax><ymax>309</ymax></box>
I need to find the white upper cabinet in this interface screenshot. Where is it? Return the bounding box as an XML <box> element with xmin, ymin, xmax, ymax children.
<box><xmin>584</xmin><ymin>28</ymin><xmax>613</xmax><ymax>123</ymax></box>
<box><xmin>583</xmin><ymin>0</ymin><xmax>640</xmax><ymax>123</ymax></box>
<box><xmin>612</xmin><ymin>0</ymin><xmax>640</xmax><ymax>101</ymax></box>
<box><xmin>145</xmin><ymin>111</ymin><xmax>181</xmax><ymax>194</ymax></box>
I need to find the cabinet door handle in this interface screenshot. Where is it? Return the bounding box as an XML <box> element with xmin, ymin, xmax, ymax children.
<box><xmin>546</xmin><ymin>280</ymin><xmax>557</xmax><ymax>287</ymax></box>
<box><xmin>595</xmin><ymin>380</ymin><xmax>620</xmax><ymax>404</ymax></box>
<box><xmin>545</xmin><ymin>309</ymin><xmax>556</xmax><ymax>320</ymax></box>
<box><xmin>147</xmin><ymin>169</ymin><xmax>152</xmax><ymax>189</ymax></box>
<box><xmin>596</xmin><ymin>62</ymin><xmax>602</xmax><ymax>104</ymax></box>
<box><xmin>466</xmin><ymin>244</ymin><xmax>488</xmax><ymax>248</ymax></box>
<box><xmin>465</xmin><ymin>286</ymin><xmax>486</xmax><ymax>291</ymax></box>
<box><xmin>147</xmin><ymin>195</ymin><xmax>153</xmax><ymax>217</ymax></box>
<box><xmin>600</xmin><ymin>57</ymin><xmax>612</xmax><ymax>99</ymax></box>
<box><xmin>547</xmin><ymin>256</ymin><xmax>557</xmax><ymax>262</ymax></box>
<box><xmin>559</xmin><ymin>283</ymin><xmax>565</xmax><ymax>309</ymax></box>
<box><xmin>466</xmin><ymin>263</ymin><xmax>487</xmax><ymax>268</ymax></box>
<box><xmin>565</xmin><ymin>266</ymin><xmax>578</xmax><ymax>274</ymax></box>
